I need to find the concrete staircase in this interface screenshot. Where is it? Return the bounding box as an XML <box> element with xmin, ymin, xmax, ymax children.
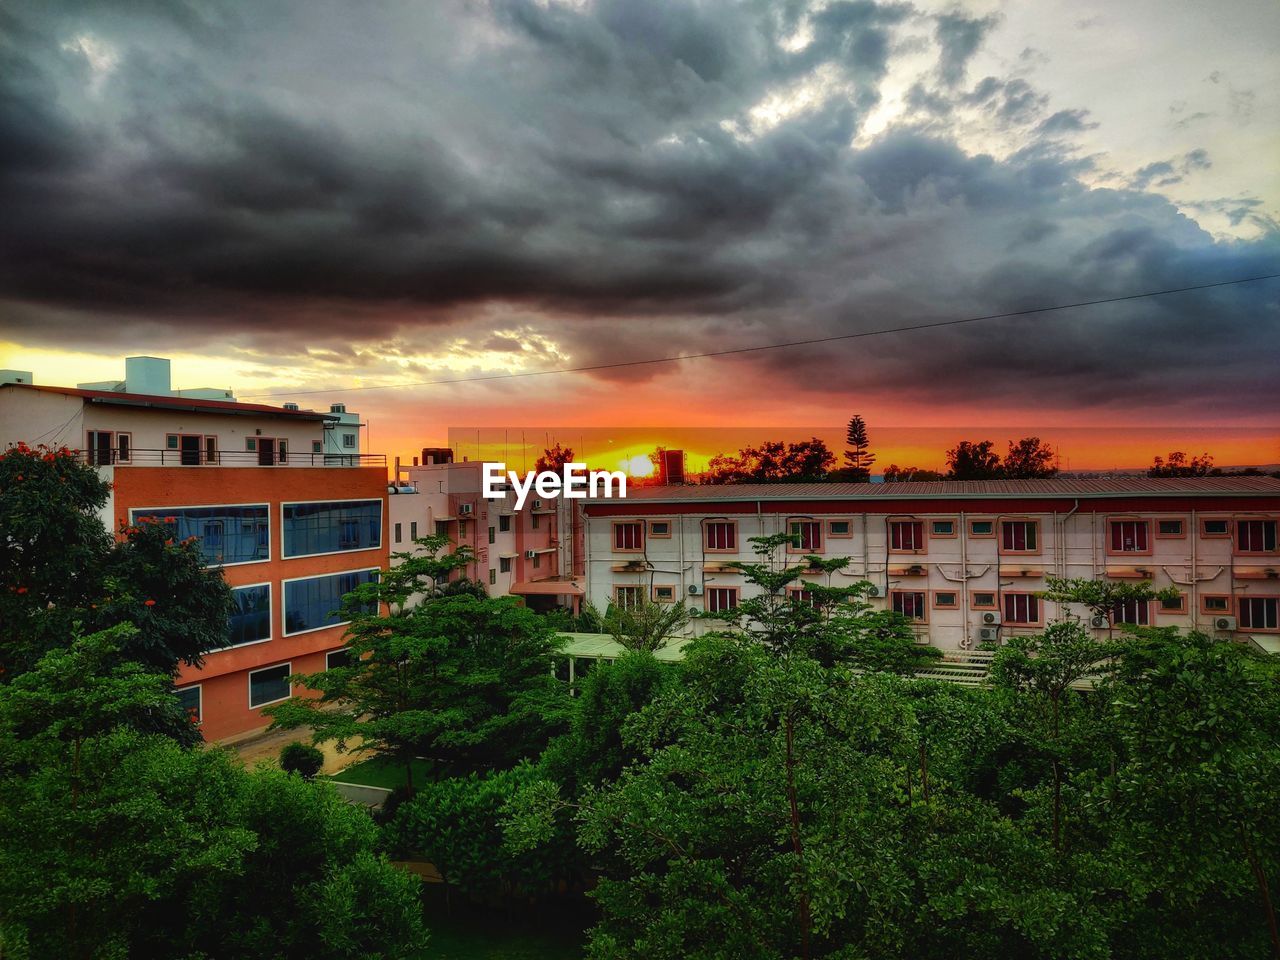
<box><xmin>914</xmin><ymin>649</ymin><xmax>995</xmax><ymax>687</ymax></box>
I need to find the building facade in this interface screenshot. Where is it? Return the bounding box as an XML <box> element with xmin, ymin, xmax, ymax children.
<box><xmin>0</xmin><ymin>360</ymin><xmax>388</xmax><ymax>741</ymax></box>
<box><xmin>389</xmin><ymin>451</ymin><xmax>584</xmax><ymax>611</ymax></box>
<box><xmin>582</xmin><ymin>478</ymin><xmax>1280</xmax><ymax>650</ymax></box>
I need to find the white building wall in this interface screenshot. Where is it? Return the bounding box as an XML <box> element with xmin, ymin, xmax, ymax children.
<box><xmin>583</xmin><ymin>506</ymin><xmax>1280</xmax><ymax>650</ymax></box>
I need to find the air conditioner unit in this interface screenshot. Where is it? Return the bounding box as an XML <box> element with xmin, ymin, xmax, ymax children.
<box><xmin>866</xmin><ymin>584</ymin><xmax>881</xmax><ymax>598</ymax></box>
<box><xmin>524</xmin><ymin>550</ymin><xmax>537</xmax><ymax>560</ymax></box>
<box><xmin>1089</xmin><ymin>615</ymin><xmax>1109</xmax><ymax>630</ymax></box>
<box><xmin>978</xmin><ymin>626</ymin><xmax>1000</xmax><ymax>643</ymax></box>
<box><xmin>1214</xmin><ymin>615</ymin><xmax>1238</xmax><ymax>632</ymax></box>
<box><xmin>981</xmin><ymin>611</ymin><xmax>998</xmax><ymax>625</ymax></box>
<box><xmin>687</xmin><ymin>584</ymin><xmax>704</xmax><ymax>596</ymax></box>
<box><xmin>459</xmin><ymin>503</ymin><xmax>473</xmax><ymax>515</ymax></box>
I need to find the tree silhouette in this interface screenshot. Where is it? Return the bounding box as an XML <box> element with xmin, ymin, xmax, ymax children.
<box><xmin>842</xmin><ymin>415</ymin><xmax>876</xmax><ymax>481</ymax></box>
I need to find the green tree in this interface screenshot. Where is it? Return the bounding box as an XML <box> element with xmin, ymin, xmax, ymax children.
<box><xmin>268</xmin><ymin>536</ymin><xmax>570</xmax><ymax>788</ymax></box>
<box><xmin>603</xmin><ymin>597</ymin><xmax>691</xmax><ymax>652</ymax></box>
<box><xmin>1003</xmin><ymin>436</ymin><xmax>1059</xmax><ymax>478</ymax></box>
<box><xmin>0</xmin><ymin>628</ymin><xmax>427</xmax><ymax>960</ymax></box>
<box><xmin>535</xmin><ymin>441</ymin><xmax>575</xmax><ymax>474</ymax></box>
<box><xmin>882</xmin><ymin>464</ymin><xmax>946</xmax><ymax>482</ymax></box>
<box><xmin>945</xmin><ymin>439</ymin><xmax>1002</xmax><ymax>480</ymax></box>
<box><xmin>1042</xmin><ymin>575</ymin><xmax>1180</xmax><ymax>630</ymax></box>
<box><xmin>1148</xmin><ymin>451</ymin><xmax>1214</xmax><ymax>477</ymax></box>
<box><xmin>841</xmin><ymin>415</ymin><xmax>876</xmax><ymax>481</ymax></box>
<box><xmin>0</xmin><ymin>443</ymin><xmax>232</xmax><ymax>693</ymax></box>
<box><xmin>1100</xmin><ymin>629</ymin><xmax>1280</xmax><ymax>960</ymax></box>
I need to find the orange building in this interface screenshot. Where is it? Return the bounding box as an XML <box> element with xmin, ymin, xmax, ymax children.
<box><xmin>0</xmin><ymin>359</ymin><xmax>389</xmax><ymax>741</ymax></box>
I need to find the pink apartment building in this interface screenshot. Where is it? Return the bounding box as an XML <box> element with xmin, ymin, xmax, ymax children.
<box><xmin>390</xmin><ymin>447</ymin><xmax>585</xmax><ymax>612</ymax></box>
<box><xmin>581</xmin><ymin>478</ymin><xmax>1280</xmax><ymax>652</ymax></box>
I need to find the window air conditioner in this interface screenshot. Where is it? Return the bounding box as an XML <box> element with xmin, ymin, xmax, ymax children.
<box><xmin>1214</xmin><ymin>615</ymin><xmax>1238</xmax><ymax>632</ymax></box>
<box><xmin>981</xmin><ymin>611</ymin><xmax>998</xmax><ymax>625</ymax></box>
<box><xmin>459</xmin><ymin>503</ymin><xmax>473</xmax><ymax>515</ymax></box>
<box><xmin>524</xmin><ymin>550</ymin><xmax>537</xmax><ymax>560</ymax></box>
<box><xmin>688</xmin><ymin>584</ymin><xmax>704</xmax><ymax>596</ymax></box>
<box><xmin>978</xmin><ymin>626</ymin><xmax>1000</xmax><ymax>643</ymax></box>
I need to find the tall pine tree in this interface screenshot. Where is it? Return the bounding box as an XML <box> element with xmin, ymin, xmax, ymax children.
<box><xmin>842</xmin><ymin>415</ymin><xmax>876</xmax><ymax>481</ymax></box>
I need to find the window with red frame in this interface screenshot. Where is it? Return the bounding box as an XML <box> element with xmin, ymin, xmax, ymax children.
<box><xmin>892</xmin><ymin>591</ymin><xmax>927</xmax><ymax>621</ymax></box>
<box><xmin>706</xmin><ymin>587</ymin><xmax>738</xmax><ymax>613</ymax></box>
<box><xmin>613</xmin><ymin>522</ymin><xmax>643</xmax><ymax>551</ymax></box>
<box><xmin>789</xmin><ymin>520</ymin><xmax>822</xmax><ymax>551</ymax></box>
<box><xmin>1240</xmin><ymin>596</ymin><xmax>1279</xmax><ymax>630</ymax></box>
<box><xmin>704</xmin><ymin>521</ymin><xmax>737</xmax><ymax>551</ymax></box>
<box><xmin>1110</xmin><ymin>520</ymin><xmax>1149</xmax><ymax>552</ymax></box>
<box><xmin>1001</xmin><ymin>520</ymin><xmax>1038</xmax><ymax>552</ymax></box>
<box><xmin>1003</xmin><ymin>593</ymin><xmax>1040</xmax><ymax>624</ymax></box>
<box><xmin>1112</xmin><ymin>598</ymin><xmax>1151</xmax><ymax>625</ymax></box>
<box><xmin>1237</xmin><ymin>519</ymin><xmax>1278</xmax><ymax>553</ymax></box>
<box><xmin>615</xmin><ymin>585</ymin><xmax>643</xmax><ymax>609</ymax></box>
<box><xmin>889</xmin><ymin>520</ymin><xmax>924</xmax><ymax>551</ymax></box>
<box><xmin>790</xmin><ymin>589</ymin><xmax>817</xmax><ymax>607</ymax></box>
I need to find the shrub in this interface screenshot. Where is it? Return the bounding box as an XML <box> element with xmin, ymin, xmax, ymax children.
<box><xmin>280</xmin><ymin>741</ymin><xmax>325</xmax><ymax>779</ymax></box>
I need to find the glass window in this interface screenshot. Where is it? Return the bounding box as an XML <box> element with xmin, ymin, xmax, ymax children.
<box><xmin>1110</xmin><ymin>520</ymin><xmax>1150</xmax><ymax>552</ymax></box>
<box><xmin>934</xmin><ymin>592</ymin><xmax>957</xmax><ymax>607</ymax></box>
<box><xmin>969</xmin><ymin>520</ymin><xmax>994</xmax><ymax>536</ymax></box>
<box><xmin>789</xmin><ymin>521</ymin><xmax>822</xmax><ymax>552</ymax></box>
<box><xmin>131</xmin><ymin>505</ymin><xmax>270</xmax><ymax>566</ymax></box>
<box><xmin>706</xmin><ymin>587</ymin><xmax>738</xmax><ymax>613</ymax></box>
<box><xmin>893</xmin><ymin>591</ymin><xmax>926</xmax><ymax>620</ymax></box>
<box><xmin>1003</xmin><ymin>593</ymin><xmax>1040</xmax><ymax>624</ymax></box>
<box><xmin>488</xmin><ymin>526</ymin><xmax>496</xmax><ymax>544</ymax></box>
<box><xmin>1240</xmin><ymin>597</ymin><xmax>1279</xmax><ymax>630</ymax></box>
<box><xmin>1204</xmin><ymin>596</ymin><xmax>1230</xmax><ymax>612</ymax></box>
<box><xmin>500</xmin><ymin>557</ymin><xmax>512</xmax><ymax>573</ymax></box>
<box><xmin>890</xmin><ymin>521</ymin><xmax>924</xmax><ymax>550</ymax></box>
<box><xmin>1112</xmin><ymin>599</ymin><xmax>1150</xmax><ymax>625</ymax></box>
<box><xmin>973</xmin><ymin>592</ymin><xmax>996</xmax><ymax>607</ymax></box>
<box><xmin>410</xmin><ymin>521</ymin><xmax>418</xmax><ymax>540</ymax></box>
<box><xmin>1001</xmin><ymin>520</ymin><xmax>1038</xmax><ymax>552</ymax></box>
<box><xmin>615</xmin><ymin>585</ymin><xmax>643</xmax><ymax>609</ymax></box>
<box><xmin>1158</xmin><ymin>519</ymin><xmax>1184</xmax><ymax>536</ymax></box>
<box><xmin>829</xmin><ymin>520</ymin><xmax>851</xmax><ymax>536</ymax></box>
<box><xmin>488</xmin><ymin>568</ymin><xmax>496</xmax><ymax>585</ymax></box>
<box><xmin>326</xmin><ymin>649</ymin><xmax>352</xmax><ymax>670</ymax></box>
<box><xmin>225</xmin><ymin>584</ymin><xmax>271</xmax><ymax>647</ymax></box>
<box><xmin>1237</xmin><ymin>520</ymin><xmax>1278</xmax><ymax>553</ymax></box>
<box><xmin>175</xmin><ymin>685</ymin><xmax>201</xmax><ymax>722</ymax></box>
<box><xmin>282</xmin><ymin>500</ymin><xmax>382</xmax><ymax>557</ymax></box>
<box><xmin>649</xmin><ymin>520</ymin><xmax>671</xmax><ymax>537</ymax></box>
<box><xmin>932</xmin><ymin>520</ymin><xmax>955</xmax><ymax>536</ymax></box>
<box><xmin>342</xmin><ymin>433</ymin><xmax>356</xmax><ymax>448</ymax></box>
<box><xmin>249</xmin><ymin>664</ymin><xmax>291</xmax><ymax>709</ymax></box>
<box><xmin>283</xmin><ymin>570</ymin><xmax>378</xmax><ymax>635</ymax></box>
<box><xmin>704</xmin><ymin>521</ymin><xmax>737</xmax><ymax>551</ymax></box>
<box><xmin>499</xmin><ymin>515</ymin><xmax>512</xmax><ymax>532</ymax></box>
<box><xmin>1202</xmin><ymin>519</ymin><xmax>1229</xmax><ymax>536</ymax></box>
<box><xmin>614</xmin><ymin>522</ymin><xmax>643</xmax><ymax>550</ymax></box>
<box><xmin>394</xmin><ymin>522</ymin><xmax>402</xmax><ymax>544</ymax></box>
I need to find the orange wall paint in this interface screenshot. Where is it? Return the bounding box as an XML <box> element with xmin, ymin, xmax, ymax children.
<box><xmin>110</xmin><ymin>466</ymin><xmax>390</xmax><ymax>741</ymax></box>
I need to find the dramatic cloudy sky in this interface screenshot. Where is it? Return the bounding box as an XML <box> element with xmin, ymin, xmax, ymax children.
<box><xmin>1</xmin><ymin>0</ymin><xmax>1277</xmax><ymax>468</ymax></box>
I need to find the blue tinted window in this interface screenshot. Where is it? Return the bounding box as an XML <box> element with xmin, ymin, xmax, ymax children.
<box><xmin>283</xmin><ymin>570</ymin><xmax>378</xmax><ymax>635</ymax></box>
<box><xmin>175</xmin><ymin>686</ymin><xmax>201</xmax><ymax>721</ymax></box>
<box><xmin>249</xmin><ymin>664</ymin><xmax>291</xmax><ymax>709</ymax></box>
<box><xmin>224</xmin><ymin>584</ymin><xmax>271</xmax><ymax>647</ymax></box>
<box><xmin>130</xmin><ymin>505</ymin><xmax>270</xmax><ymax>565</ymax></box>
<box><xmin>282</xmin><ymin>500</ymin><xmax>382</xmax><ymax>557</ymax></box>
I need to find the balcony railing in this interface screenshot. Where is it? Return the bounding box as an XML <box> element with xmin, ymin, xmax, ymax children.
<box><xmin>77</xmin><ymin>448</ymin><xmax>386</xmax><ymax>467</ymax></box>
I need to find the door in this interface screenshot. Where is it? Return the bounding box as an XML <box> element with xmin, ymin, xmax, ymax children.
<box><xmin>94</xmin><ymin>431</ymin><xmax>113</xmax><ymax>465</ymax></box>
<box><xmin>180</xmin><ymin>434</ymin><xmax>201</xmax><ymax>466</ymax></box>
<box><xmin>257</xmin><ymin>437</ymin><xmax>276</xmax><ymax>466</ymax></box>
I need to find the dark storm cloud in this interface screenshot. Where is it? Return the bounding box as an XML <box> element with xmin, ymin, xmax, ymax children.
<box><xmin>0</xmin><ymin>0</ymin><xmax>1276</xmax><ymax>416</ymax></box>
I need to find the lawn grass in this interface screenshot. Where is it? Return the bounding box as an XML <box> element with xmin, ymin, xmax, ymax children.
<box><xmin>325</xmin><ymin>755</ymin><xmax>435</xmax><ymax>790</ymax></box>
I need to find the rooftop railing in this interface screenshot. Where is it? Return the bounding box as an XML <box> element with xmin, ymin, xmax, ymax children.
<box><xmin>76</xmin><ymin>448</ymin><xmax>387</xmax><ymax>467</ymax></box>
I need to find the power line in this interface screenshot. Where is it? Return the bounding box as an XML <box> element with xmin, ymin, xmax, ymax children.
<box><xmin>241</xmin><ymin>273</ymin><xmax>1280</xmax><ymax>398</ymax></box>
